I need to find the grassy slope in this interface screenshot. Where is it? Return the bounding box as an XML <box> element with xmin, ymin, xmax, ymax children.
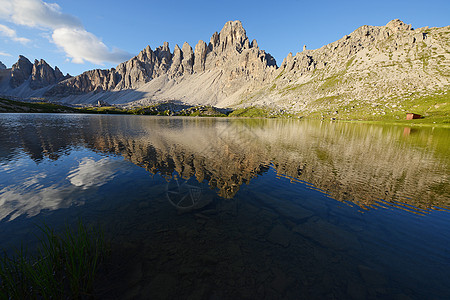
<box><xmin>0</xmin><ymin>98</ymin><xmax>79</xmax><ymax>113</ymax></box>
<box><xmin>305</xmin><ymin>90</ymin><xmax>450</xmax><ymax>126</ymax></box>
<box><xmin>2</xmin><ymin>97</ymin><xmax>448</xmax><ymax>126</ymax></box>
<box><xmin>238</xmin><ymin>26</ymin><xmax>450</xmax><ymax>126</ymax></box>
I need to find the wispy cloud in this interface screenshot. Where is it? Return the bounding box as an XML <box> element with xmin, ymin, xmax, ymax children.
<box><xmin>0</xmin><ymin>23</ymin><xmax>30</xmax><ymax>44</ymax></box>
<box><xmin>0</xmin><ymin>0</ymin><xmax>132</xmax><ymax>64</ymax></box>
<box><xmin>0</xmin><ymin>51</ymin><xmax>12</xmax><ymax>56</ymax></box>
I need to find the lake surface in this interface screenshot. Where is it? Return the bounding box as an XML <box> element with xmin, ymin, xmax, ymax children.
<box><xmin>0</xmin><ymin>113</ymin><xmax>449</xmax><ymax>299</ymax></box>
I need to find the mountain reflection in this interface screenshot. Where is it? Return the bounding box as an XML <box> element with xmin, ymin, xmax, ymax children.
<box><xmin>1</xmin><ymin>115</ymin><xmax>448</xmax><ymax>211</ymax></box>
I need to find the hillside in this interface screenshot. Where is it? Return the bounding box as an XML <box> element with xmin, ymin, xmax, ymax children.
<box><xmin>245</xmin><ymin>19</ymin><xmax>450</xmax><ymax>120</ymax></box>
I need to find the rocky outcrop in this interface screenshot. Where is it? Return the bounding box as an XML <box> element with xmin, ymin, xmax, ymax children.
<box><xmin>10</xmin><ymin>55</ymin><xmax>33</xmax><ymax>88</ymax></box>
<box><xmin>7</xmin><ymin>56</ymin><xmax>69</xmax><ymax>91</ymax></box>
<box><xmin>181</xmin><ymin>42</ymin><xmax>194</xmax><ymax>75</ymax></box>
<box><xmin>0</xmin><ymin>61</ymin><xmax>6</xmax><ymax>70</ymax></box>
<box><xmin>45</xmin><ymin>20</ymin><xmax>277</xmax><ymax>101</ymax></box>
<box><xmin>193</xmin><ymin>40</ymin><xmax>207</xmax><ymax>73</ymax></box>
<box><xmin>30</xmin><ymin>59</ymin><xmax>67</xmax><ymax>90</ymax></box>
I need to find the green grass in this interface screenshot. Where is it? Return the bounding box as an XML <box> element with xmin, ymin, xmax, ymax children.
<box><xmin>304</xmin><ymin>90</ymin><xmax>450</xmax><ymax>126</ymax></box>
<box><xmin>229</xmin><ymin>106</ymin><xmax>298</xmax><ymax>118</ymax></box>
<box><xmin>0</xmin><ymin>98</ymin><xmax>79</xmax><ymax>113</ymax></box>
<box><xmin>319</xmin><ymin>73</ymin><xmax>344</xmax><ymax>91</ymax></box>
<box><xmin>229</xmin><ymin>107</ymin><xmax>271</xmax><ymax>118</ymax></box>
<box><xmin>78</xmin><ymin>106</ymin><xmax>127</xmax><ymax>114</ymax></box>
<box><xmin>0</xmin><ymin>220</ymin><xmax>106</xmax><ymax>299</ymax></box>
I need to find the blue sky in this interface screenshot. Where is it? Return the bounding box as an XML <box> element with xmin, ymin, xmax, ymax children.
<box><xmin>0</xmin><ymin>0</ymin><xmax>449</xmax><ymax>76</ymax></box>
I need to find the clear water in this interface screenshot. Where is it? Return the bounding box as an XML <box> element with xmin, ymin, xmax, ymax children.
<box><xmin>0</xmin><ymin>113</ymin><xmax>449</xmax><ymax>299</ymax></box>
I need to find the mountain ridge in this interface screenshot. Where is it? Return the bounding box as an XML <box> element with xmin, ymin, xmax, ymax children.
<box><xmin>1</xmin><ymin>19</ymin><xmax>449</xmax><ymax>119</ymax></box>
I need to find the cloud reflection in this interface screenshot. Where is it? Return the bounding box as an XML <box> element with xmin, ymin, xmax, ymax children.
<box><xmin>0</xmin><ymin>182</ymin><xmax>73</xmax><ymax>221</ymax></box>
<box><xmin>0</xmin><ymin>156</ymin><xmax>123</xmax><ymax>221</ymax></box>
<box><xmin>67</xmin><ymin>157</ymin><xmax>123</xmax><ymax>189</ymax></box>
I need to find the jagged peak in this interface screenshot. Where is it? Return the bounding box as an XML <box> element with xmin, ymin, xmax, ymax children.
<box><xmin>210</xmin><ymin>32</ymin><xmax>219</xmax><ymax>49</ymax></box>
<box><xmin>220</xmin><ymin>20</ymin><xmax>245</xmax><ymax>35</ymax></box>
<box><xmin>0</xmin><ymin>61</ymin><xmax>6</xmax><ymax>69</ymax></box>
<box><xmin>195</xmin><ymin>40</ymin><xmax>207</xmax><ymax>49</ymax></box>
<box><xmin>15</xmin><ymin>55</ymin><xmax>32</xmax><ymax>66</ymax></box>
<box><xmin>182</xmin><ymin>42</ymin><xmax>193</xmax><ymax>53</ymax></box>
<box><xmin>386</xmin><ymin>19</ymin><xmax>412</xmax><ymax>32</ymax></box>
<box><xmin>158</xmin><ymin>41</ymin><xmax>170</xmax><ymax>52</ymax></box>
<box><xmin>33</xmin><ymin>58</ymin><xmax>51</xmax><ymax>67</ymax></box>
<box><xmin>218</xmin><ymin>20</ymin><xmax>248</xmax><ymax>51</ymax></box>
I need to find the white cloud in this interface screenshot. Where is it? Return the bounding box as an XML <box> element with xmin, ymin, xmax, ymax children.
<box><xmin>0</xmin><ymin>23</ymin><xmax>30</xmax><ymax>44</ymax></box>
<box><xmin>6</xmin><ymin>0</ymin><xmax>82</xmax><ymax>30</ymax></box>
<box><xmin>0</xmin><ymin>51</ymin><xmax>12</xmax><ymax>56</ymax></box>
<box><xmin>0</xmin><ymin>1</ymin><xmax>13</xmax><ymax>20</ymax></box>
<box><xmin>0</xmin><ymin>0</ymin><xmax>132</xmax><ymax>64</ymax></box>
<box><xmin>52</xmin><ymin>28</ymin><xmax>132</xmax><ymax>64</ymax></box>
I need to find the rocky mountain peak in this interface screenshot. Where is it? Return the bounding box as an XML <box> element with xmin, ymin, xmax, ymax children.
<box><xmin>155</xmin><ymin>42</ymin><xmax>172</xmax><ymax>69</ymax></box>
<box><xmin>181</xmin><ymin>42</ymin><xmax>194</xmax><ymax>74</ymax></box>
<box><xmin>30</xmin><ymin>58</ymin><xmax>67</xmax><ymax>90</ymax></box>
<box><xmin>10</xmin><ymin>55</ymin><xmax>33</xmax><ymax>88</ymax></box>
<box><xmin>218</xmin><ymin>20</ymin><xmax>249</xmax><ymax>52</ymax></box>
<box><xmin>44</xmin><ymin>20</ymin><xmax>278</xmax><ymax>100</ymax></box>
<box><xmin>194</xmin><ymin>40</ymin><xmax>208</xmax><ymax>73</ymax></box>
<box><xmin>137</xmin><ymin>45</ymin><xmax>152</xmax><ymax>61</ymax></box>
<box><xmin>210</xmin><ymin>32</ymin><xmax>219</xmax><ymax>49</ymax></box>
<box><xmin>386</xmin><ymin>19</ymin><xmax>412</xmax><ymax>32</ymax></box>
<box><xmin>0</xmin><ymin>61</ymin><xmax>6</xmax><ymax>70</ymax></box>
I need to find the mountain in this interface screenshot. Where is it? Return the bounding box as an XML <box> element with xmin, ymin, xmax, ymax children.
<box><xmin>1</xmin><ymin>19</ymin><xmax>449</xmax><ymax>117</ymax></box>
<box><xmin>44</xmin><ymin>20</ymin><xmax>276</xmax><ymax>107</ymax></box>
<box><xmin>244</xmin><ymin>19</ymin><xmax>450</xmax><ymax>118</ymax></box>
<box><xmin>0</xmin><ymin>61</ymin><xmax>6</xmax><ymax>70</ymax></box>
<box><xmin>0</xmin><ymin>56</ymin><xmax>70</xmax><ymax>98</ymax></box>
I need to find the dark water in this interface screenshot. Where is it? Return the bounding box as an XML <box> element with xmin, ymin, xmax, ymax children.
<box><xmin>0</xmin><ymin>113</ymin><xmax>449</xmax><ymax>299</ymax></box>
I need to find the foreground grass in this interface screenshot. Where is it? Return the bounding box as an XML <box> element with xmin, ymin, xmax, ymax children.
<box><xmin>0</xmin><ymin>221</ymin><xmax>106</xmax><ymax>299</ymax></box>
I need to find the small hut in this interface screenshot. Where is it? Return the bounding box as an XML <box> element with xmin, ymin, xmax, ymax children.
<box><xmin>406</xmin><ymin>113</ymin><xmax>421</xmax><ymax>120</ymax></box>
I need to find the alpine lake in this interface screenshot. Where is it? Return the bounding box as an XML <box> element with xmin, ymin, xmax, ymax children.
<box><xmin>0</xmin><ymin>113</ymin><xmax>449</xmax><ymax>299</ymax></box>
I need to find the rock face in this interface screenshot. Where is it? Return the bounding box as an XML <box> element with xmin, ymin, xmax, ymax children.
<box><xmin>30</xmin><ymin>59</ymin><xmax>67</xmax><ymax>90</ymax></box>
<box><xmin>45</xmin><ymin>20</ymin><xmax>277</xmax><ymax>106</ymax></box>
<box><xmin>7</xmin><ymin>56</ymin><xmax>69</xmax><ymax>90</ymax></box>
<box><xmin>0</xmin><ymin>61</ymin><xmax>6</xmax><ymax>70</ymax></box>
<box><xmin>10</xmin><ymin>55</ymin><xmax>33</xmax><ymax>88</ymax></box>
